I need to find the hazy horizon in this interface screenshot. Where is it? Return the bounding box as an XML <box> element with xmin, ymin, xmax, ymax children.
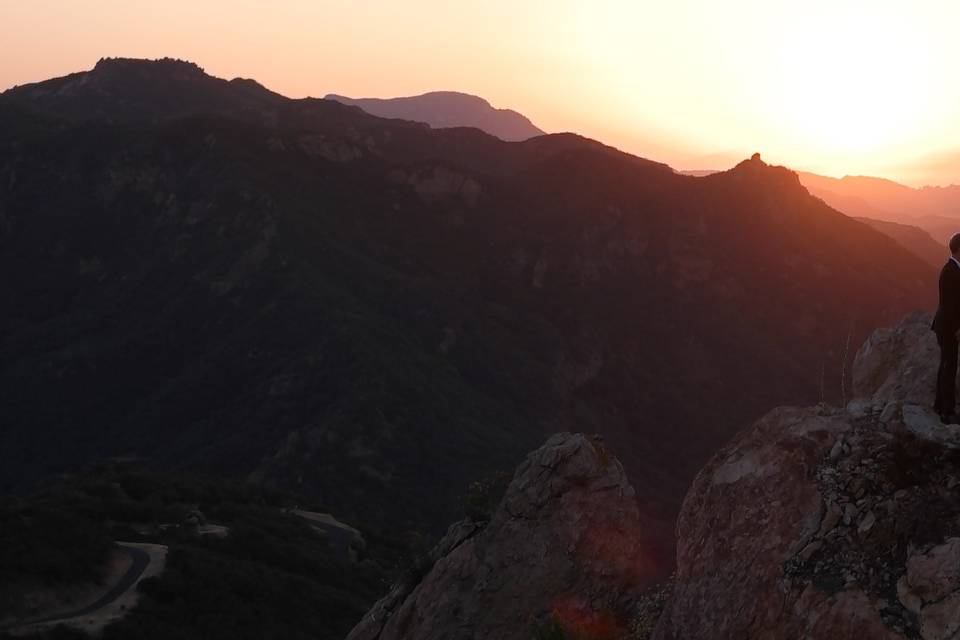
<box><xmin>5</xmin><ymin>0</ymin><xmax>960</xmax><ymax>187</ymax></box>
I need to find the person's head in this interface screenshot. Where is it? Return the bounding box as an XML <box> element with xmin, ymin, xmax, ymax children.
<box><xmin>951</xmin><ymin>233</ymin><xmax>960</xmax><ymax>258</ymax></box>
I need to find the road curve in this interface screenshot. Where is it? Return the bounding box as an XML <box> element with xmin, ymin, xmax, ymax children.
<box><xmin>3</xmin><ymin>545</ymin><xmax>151</xmax><ymax>631</ymax></box>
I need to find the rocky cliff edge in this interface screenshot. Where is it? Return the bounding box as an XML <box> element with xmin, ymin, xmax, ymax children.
<box><xmin>656</xmin><ymin>311</ymin><xmax>960</xmax><ymax>639</ymax></box>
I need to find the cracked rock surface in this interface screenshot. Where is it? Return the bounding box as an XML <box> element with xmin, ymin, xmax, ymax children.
<box><xmin>347</xmin><ymin>432</ymin><xmax>653</xmax><ymax>640</ymax></box>
<box><xmin>655</xmin><ymin>312</ymin><xmax>960</xmax><ymax>640</ymax></box>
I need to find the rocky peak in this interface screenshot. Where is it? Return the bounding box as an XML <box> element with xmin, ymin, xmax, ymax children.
<box><xmin>725</xmin><ymin>152</ymin><xmax>803</xmax><ymax>190</ymax></box>
<box><xmin>655</xmin><ymin>312</ymin><xmax>960</xmax><ymax>639</ymax></box>
<box><xmin>347</xmin><ymin>433</ymin><xmax>654</xmax><ymax>640</ymax></box>
<box><xmin>92</xmin><ymin>56</ymin><xmax>206</xmax><ymax>76</ymax></box>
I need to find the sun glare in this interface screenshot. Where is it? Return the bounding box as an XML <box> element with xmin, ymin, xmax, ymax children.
<box><xmin>773</xmin><ymin>8</ymin><xmax>934</xmax><ymax>155</ymax></box>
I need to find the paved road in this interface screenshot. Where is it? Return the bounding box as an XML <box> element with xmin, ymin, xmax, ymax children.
<box><xmin>3</xmin><ymin>545</ymin><xmax>151</xmax><ymax>630</ymax></box>
<box><xmin>291</xmin><ymin>510</ymin><xmax>363</xmax><ymax>557</ymax></box>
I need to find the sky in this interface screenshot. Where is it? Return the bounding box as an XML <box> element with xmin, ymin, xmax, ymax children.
<box><xmin>3</xmin><ymin>0</ymin><xmax>960</xmax><ymax>186</ymax></box>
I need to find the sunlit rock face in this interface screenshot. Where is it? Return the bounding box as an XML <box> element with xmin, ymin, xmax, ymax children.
<box><xmin>347</xmin><ymin>433</ymin><xmax>656</xmax><ymax>640</ymax></box>
<box><xmin>655</xmin><ymin>313</ymin><xmax>960</xmax><ymax>640</ymax></box>
<box><xmin>852</xmin><ymin>310</ymin><xmax>938</xmax><ymax>410</ymax></box>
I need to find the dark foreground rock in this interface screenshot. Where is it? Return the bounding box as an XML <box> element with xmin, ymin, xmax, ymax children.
<box><xmin>348</xmin><ymin>313</ymin><xmax>960</xmax><ymax>639</ymax></box>
<box><xmin>347</xmin><ymin>433</ymin><xmax>657</xmax><ymax>640</ymax></box>
<box><xmin>655</xmin><ymin>312</ymin><xmax>960</xmax><ymax>639</ymax></box>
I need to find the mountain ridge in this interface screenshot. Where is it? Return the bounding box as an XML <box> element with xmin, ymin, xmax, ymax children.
<box><xmin>0</xmin><ymin>57</ymin><xmax>936</xmax><ymax>577</ymax></box>
<box><xmin>797</xmin><ymin>170</ymin><xmax>960</xmax><ymax>244</ymax></box>
<box><xmin>682</xmin><ymin>167</ymin><xmax>952</xmax><ymax>265</ymax></box>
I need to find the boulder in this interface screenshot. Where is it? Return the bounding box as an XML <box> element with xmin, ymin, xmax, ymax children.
<box><xmin>347</xmin><ymin>433</ymin><xmax>654</xmax><ymax>640</ymax></box>
<box><xmin>852</xmin><ymin>310</ymin><xmax>938</xmax><ymax>407</ymax></box>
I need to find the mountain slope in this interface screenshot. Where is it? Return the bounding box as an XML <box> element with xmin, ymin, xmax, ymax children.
<box><xmin>854</xmin><ymin>217</ymin><xmax>944</xmax><ymax>267</ymax></box>
<box><xmin>0</xmin><ymin>59</ymin><xmax>936</xmax><ymax>572</ymax></box>
<box><xmin>798</xmin><ymin>170</ymin><xmax>960</xmax><ymax>243</ymax></box>
<box><xmin>692</xmin><ymin>170</ymin><xmax>948</xmax><ymax>266</ymax></box>
<box><xmin>324</xmin><ymin>91</ymin><xmax>545</xmax><ymax>141</ymax></box>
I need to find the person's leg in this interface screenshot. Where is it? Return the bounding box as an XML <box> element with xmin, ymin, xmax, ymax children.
<box><xmin>946</xmin><ymin>333</ymin><xmax>959</xmax><ymax>417</ymax></box>
<box><xmin>937</xmin><ymin>332</ymin><xmax>949</xmax><ymax>414</ymax></box>
<box><xmin>936</xmin><ymin>344</ymin><xmax>945</xmax><ymax>414</ymax></box>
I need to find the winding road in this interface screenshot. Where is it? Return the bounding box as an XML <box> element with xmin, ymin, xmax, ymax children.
<box><xmin>3</xmin><ymin>543</ymin><xmax>162</xmax><ymax>634</ymax></box>
<box><xmin>35</xmin><ymin>546</ymin><xmax>150</xmax><ymax>624</ymax></box>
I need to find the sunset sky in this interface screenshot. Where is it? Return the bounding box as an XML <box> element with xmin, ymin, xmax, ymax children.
<box><xmin>3</xmin><ymin>0</ymin><xmax>960</xmax><ymax>186</ymax></box>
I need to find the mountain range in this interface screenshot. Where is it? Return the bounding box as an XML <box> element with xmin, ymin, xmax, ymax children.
<box><xmin>851</xmin><ymin>217</ymin><xmax>943</xmax><ymax>268</ymax></box>
<box><xmin>797</xmin><ymin>171</ymin><xmax>960</xmax><ymax>247</ymax></box>
<box><xmin>0</xmin><ymin>58</ymin><xmax>937</xmax><ymax>583</ymax></box>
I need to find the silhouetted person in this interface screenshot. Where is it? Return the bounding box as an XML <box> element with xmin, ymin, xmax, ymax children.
<box><xmin>932</xmin><ymin>232</ymin><xmax>960</xmax><ymax>424</ymax></box>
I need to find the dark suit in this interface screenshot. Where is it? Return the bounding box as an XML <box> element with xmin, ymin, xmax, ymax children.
<box><xmin>933</xmin><ymin>258</ymin><xmax>960</xmax><ymax>415</ymax></box>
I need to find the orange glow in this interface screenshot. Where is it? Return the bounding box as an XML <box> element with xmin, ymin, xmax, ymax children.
<box><xmin>551</xmin><ymin>595</ymin><xmax>624</xmax><ymax>639</ymax></box>
<box><xmin>774</xmin><ymin>11</ymin><xmax>931</xmax><ymax>150</ymax></box>
<box><xmin>3</xmin><ymin>1</ymin><xmax>960</xmax><ymax>185</ymax></box>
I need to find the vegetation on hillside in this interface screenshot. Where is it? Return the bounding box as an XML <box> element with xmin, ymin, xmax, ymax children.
<box><xmin>0</xmin><ymin>465</ymin><xmax>405</xmax><ymax>639</ymax></box>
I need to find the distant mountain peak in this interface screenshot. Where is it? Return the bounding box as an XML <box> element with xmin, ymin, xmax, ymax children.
<box><xmin>724</xmin><ymin>153</ymin><xmax>802</xmax><ymax>188</ymax></box>
<box><xmin>329</xmin><ymin>90</ymin><xmax>492</xmax><ymax>107</ymax></box>
<box><xmin>92</xmin><ymin>56</ymin><xmax>207</xmax><ymax>77</ymax></box>
<box><xmin>0</xmin><ymin>56</ymin><xmax>289</xmax><ymax>123</ymax></box>
<box><xmin>324</xmin><ymin>90</ymin><xmax>545</xmax><ymax>141</ymax></box>
<box><xmin>734</xmin><ymin>152</ymin><xmax>768</xmax><ymax>170</ymax></box>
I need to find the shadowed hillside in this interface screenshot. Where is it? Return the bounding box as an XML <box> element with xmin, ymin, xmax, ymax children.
<box><xmin>0</xmin><ymin>59</ymin><xmax>936</xmax><ymax>573</ymax></box>
<box><xmin>854</xmin><ymin>217</ymin><xmax>944</xmax><ymax>267</ymax></box>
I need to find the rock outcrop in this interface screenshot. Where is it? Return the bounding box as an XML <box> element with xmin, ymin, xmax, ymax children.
<box><xmin>347</xmin><ymin>433</ymin><xmax>655</xmax><ymax>640</ymax></box>
<box><xmin>851</xmin><ymin>311</ymin><xmax>960</xmax><ymax>449</ymax></box>
<box><xmin>347</xmin><ymin>313</ymin><xmax>960</xmax><ymax>640</ymax></box>
<box><xmin>655</xmin><ymin>312</ymin><xmax>960</xmax><ymax>639</ymax></box>
<box><xmin>852</xmin><ymin>310</ymin><xmax>938</xmax><ymax>410</ymax></box>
